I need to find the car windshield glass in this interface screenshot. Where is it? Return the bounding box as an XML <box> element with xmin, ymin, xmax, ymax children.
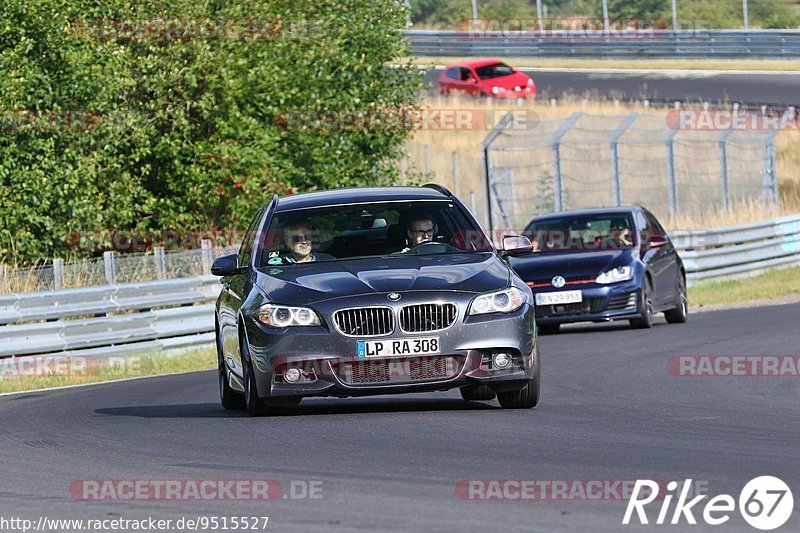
<box><xmin>523</xmin><ymin>214</ymin><xmax>636</xmax><ymax>252</ymax></box>
<box><xmin>258</xmin><ymin>200</ymin><xmax>493</xmax><ymax>267</ymax></box>
<box><xmin>474</xmin><ymin>63</ymin><xmax>514</xmax><ymax>80</ymax></box>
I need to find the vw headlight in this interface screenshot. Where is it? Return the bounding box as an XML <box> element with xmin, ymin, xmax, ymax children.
<box><xmin>491</xmin><ymin>86</ymin><xmax>507</xmax><ymax>95</ymax></box>
<box><xmin>258</xmin><ymin>304</ymin><xmax>321</xmax><ymax>327</ymax></box>
<box><xmin>596</xmin><ymin>266</ymin><xmax>633</xmax><ymax>284</ymax></box>
<box><xmin>469</xmin><ymin>287</ymin><xmax>527</xmax><ymax>316</ymax></box>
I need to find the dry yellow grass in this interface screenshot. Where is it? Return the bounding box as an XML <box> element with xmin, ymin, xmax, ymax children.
<box><xmin>405</xmin><ymin>95</ymin><xmax>800</xmax><ymax>230</ymax></box>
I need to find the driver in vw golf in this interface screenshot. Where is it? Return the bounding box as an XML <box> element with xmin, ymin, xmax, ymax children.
<box><xmin>401</xmin><ymin>211</ymin><xmax>437</xmax><ymax>253</ymax></box>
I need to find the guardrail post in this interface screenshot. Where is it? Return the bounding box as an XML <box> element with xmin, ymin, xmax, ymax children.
<box><xmin>760</xmin><ymin>130</ymin><xmax>779</xmax><ymax>206</ymax></box>
<box><xmin>718</xmin><ymin>129</ymin><xmax>734</xmax><ymax>210</ymax></box>
<box><xmin>103</xmin><ymin>251</ymin><xmax>116</xmax><ymax>285</ymax></box>
<box><xmin>551</xmin><ymin>112</ymin><xmax>583</xmax><ymax>212</ymax></box>
<box><xmin>452</xmin><ymin>151</ymin><xmax>460</xmax><ymax>196</ymax></box>
<box><xmin>53</xmin><ymin>258</ymin><xmax>64</xmax><ymax>290</ymax></box>
<box><xmin>201</xmin><ymin>239</ymin><xmax>213</xmax><ymax>274</ymax></box>
<box><xmin>666</xmin><ymin>129</ymin><xmax>679</xmax><ymax>224</ymax></box>
<box><xmin>0</xmin><ymin>264</ymin><xmax>7</xmax><ymax>293</ymax></box>
<box><xmin>153</xmin><ymin>246</ymin><xmax>166</xmax><ymax>279</ymax></box>
<box><xmin>610</xmin><ymin>112</ymin><xmax>639</xmax><ymax>207</ymax></box>
<box><xmin>481</xmin><ymin>111</ymin><xmax>515</xmax><ymax>234</ymax></box>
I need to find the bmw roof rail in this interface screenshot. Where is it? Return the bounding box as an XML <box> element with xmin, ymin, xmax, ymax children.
<box><xmin>422</xmin><ymin>183</ymin><xmax>453</xmax><ymax>197</ymax></box>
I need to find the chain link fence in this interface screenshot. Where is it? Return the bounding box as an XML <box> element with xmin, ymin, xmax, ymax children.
<box><xmin>0</xmin><ymin>241</ymin><xmax>237</xmax><ymax>294</ymax></box>
<box><xmin>483</xmin><ymin>111</ymin><xmax>781</xmax><ymax>232</ymax></box>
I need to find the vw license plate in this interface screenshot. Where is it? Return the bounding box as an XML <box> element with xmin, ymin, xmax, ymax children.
<box><xmin>535</xmin><ymin>290</ymin><xmax>583</xmax><ymax>306</ymax></box>
<box><xmin>357</xmin><ymin>337</ymin><xmax>440</xmax><ymax>358</ymax></box>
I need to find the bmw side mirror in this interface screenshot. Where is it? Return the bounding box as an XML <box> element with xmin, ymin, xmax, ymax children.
<box><xmin>211</xmin><ymin>253</ymin><xmax>243</xmax><ymax>276</ymax></box>
<box><xmin>501</xmin><ymin>235</ymin><xmax>533</xmax><ymax>256</ymax></box>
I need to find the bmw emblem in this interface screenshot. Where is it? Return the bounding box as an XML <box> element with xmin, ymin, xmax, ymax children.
<box><xmin>387</xmin><ymin>292</ymin><xmax>401</xmax><ymax>302</ymax></box>
<box><xmin>551</xmin><ymin>276</ymin><xmax>566</xmax><ymax>288</ymax></box>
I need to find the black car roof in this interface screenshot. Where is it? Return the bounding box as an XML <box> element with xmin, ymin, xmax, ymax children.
<box><xmin>274</xmin><ymin>186</ymin><xmax>451</xmax><ymax>212</ymax></box>
<box><xmin>531</xmin><ymin>206</ymin><xmax>642</xmax><ymax>222</ymax></box>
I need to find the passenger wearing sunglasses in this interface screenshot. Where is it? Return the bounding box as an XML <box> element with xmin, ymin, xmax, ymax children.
<box><xmin>399</xmin><ymin>212</ymin><xmax>438</xmax><ymax>253</ymax></box>
<box><xmin>281</xmin><ymin>220</ymin><xmax>334</xmax><ymax>263</ymax></box>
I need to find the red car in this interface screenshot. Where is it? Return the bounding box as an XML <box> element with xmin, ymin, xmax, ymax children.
<box><xmin>438</xmin><ymin>59</ymin><xmax>536</xmax><ymax>98</ymax></box>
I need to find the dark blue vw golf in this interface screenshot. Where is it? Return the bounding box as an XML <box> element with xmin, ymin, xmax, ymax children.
<box><xmin>510</xmin><ymin>206</ymin><xmax>688</xmax><ymax>334</ymax></box>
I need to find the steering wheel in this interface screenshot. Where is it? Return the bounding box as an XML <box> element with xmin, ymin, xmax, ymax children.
<box><xmin>407</xmin><ymin>241</ymin><xmax>457</xmax><ymax>255</ymax></box>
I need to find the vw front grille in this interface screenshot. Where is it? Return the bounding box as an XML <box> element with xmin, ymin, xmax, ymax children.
<box><xmin>334</xmin><ymin>307</ymin><xmax>394</xmax><ymax>336</ymax></box>
<box><xmin>400</xmin><ymin>303</ymin><xmax>457</xmax><ymax>332</ymax></box>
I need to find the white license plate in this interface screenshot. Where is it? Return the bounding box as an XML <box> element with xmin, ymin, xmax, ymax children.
<box><xmin>357</xmin><ymin>336</ymin><xmax>440</xmax><ymax>358</ymax></box>
<box><xmin>535</xmin><ymin>290</ymin><xmax>583</xmax><ymax>306</ymax></box>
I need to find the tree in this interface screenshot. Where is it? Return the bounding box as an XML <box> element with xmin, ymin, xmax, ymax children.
<box><xmin>0</xmin><ymin>0</ymin><xmax>422</xmax><ymax>264</ymax></box>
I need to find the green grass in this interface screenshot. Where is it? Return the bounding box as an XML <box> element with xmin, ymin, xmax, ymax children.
<box><xmin>688</xmin><ymin>265</ymin><xmax>800</xmax><ymax>306</ymax></box>
<box><xmin>0</xmin><ymin>347</ymin><xmax>216</xmax><ymax>394</ymax></box>
<box><xmin>410</xmin><ymin>57</ymin><xmax>800</xmax><ymax>71</ymax></box>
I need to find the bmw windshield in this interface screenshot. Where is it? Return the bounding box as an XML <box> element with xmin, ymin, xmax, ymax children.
<box><xmin>258</xmin><ymin>200</ymin><xmax>494</xmax><ymax>267</ymax></box>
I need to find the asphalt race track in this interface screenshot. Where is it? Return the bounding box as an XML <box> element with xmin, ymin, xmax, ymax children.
<box><xmin>1</xmin><ymin>304</ymin><xmax>798</xmax><ymax>532</ymax></box>
<box><xmin>424</xmin><ymin>68</ymin><xmax>800</xmax><ymax>108</ymax></box>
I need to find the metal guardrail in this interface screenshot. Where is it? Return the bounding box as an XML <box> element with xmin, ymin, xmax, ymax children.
<box><xmin>0</xmin><ymin>276</ymin><xmax>220</xmax><ymax>358</ymax></box>
<box><xmin>2</xmin><ymin>215</ymin><xmax>799</xmax><ymax>359</ymax></box>
<box><xmin>407</xmin><ymin>29</ymin><xmax>800</xmax><ymax>58</ymax></box>
<box><xmin>672</xmin><ymin>214</ymin><xmax>800</xmax><ymax>284</ymax></box>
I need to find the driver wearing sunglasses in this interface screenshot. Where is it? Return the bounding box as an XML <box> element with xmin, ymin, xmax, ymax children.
<box><xmin>400</xmin><ymin>212</ymin><xmax>438</xmax><ymax>253</ymax></box>
<box><xmin>281</xmin><ymin>219</ymin><xmax>334</xmax><ymax>263</ymax></box>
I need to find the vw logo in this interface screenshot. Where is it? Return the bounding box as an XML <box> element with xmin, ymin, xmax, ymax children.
<box><xmin>551</xmin><ymin>276</ymin><xmax>566</xmax><ymax>288</ymax></box>
<box><xmin>387</xmin><ymin>292</ymin><xmax>401</xmax><ymax>301</ymax></box>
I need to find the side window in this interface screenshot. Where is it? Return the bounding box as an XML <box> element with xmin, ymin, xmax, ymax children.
<box><xmin>239</xmin><ymin>207</ymin><xmax>265</xmax><ymax>267</ymax></box>
<box><xmin>459</xmin><ymin>68</ymin><xmax>473</xmax><ymax>81</ymax></box>
<box><xmin>445</xmin><ymin>68</ymin><xmax>459</xmax><ymax>80</ymax></box>
<box><xmin>643</xmin><ymin>210</ymin><xmax>667</xmax><ymax>242</ymax></box>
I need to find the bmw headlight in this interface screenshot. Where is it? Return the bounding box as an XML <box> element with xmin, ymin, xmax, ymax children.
<box><xmin>596</xmin><ymin>266</ymin><xmax>634</xmax><ymax>284</ymax></box>
<box><xmin>257</xmin><ymin>304</ymin><xmax>321</xmax><ymax>327</ymax></box>
<box><xmin>491</xmin><ymin>86</ymin><xmax>507</xmax><ymax>95</ymax></box>
<box><xmin>469</xmin><ymin>287</ymin><xmax>527</xmax><ymax>316</ymax></box>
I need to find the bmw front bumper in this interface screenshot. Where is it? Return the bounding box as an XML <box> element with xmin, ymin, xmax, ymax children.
<box><xmin>238</xmin><ymin>292</ymin><xmax>537</xmax><ymax>399</ymax></box>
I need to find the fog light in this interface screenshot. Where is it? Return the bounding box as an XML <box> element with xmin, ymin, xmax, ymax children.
<box><xmin>493</xmin><ymin>352</ymin><xmax>512</xmax><ymax>369</ymax></box>
<box><xmin>284</xmin><ymin>368</ymin><xmax>302</xmax><ymax>383</ymax></box>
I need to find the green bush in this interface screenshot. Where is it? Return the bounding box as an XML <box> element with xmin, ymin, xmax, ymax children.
<box><xmin>0</xmin><ymin>0</ymin><xmax>422</xmax><ymax>264</ymax></box>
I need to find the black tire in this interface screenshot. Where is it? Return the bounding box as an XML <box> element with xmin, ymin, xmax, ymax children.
<box><xmin>538</xmin><ymin>323</ymin><xmax>560</xmax><ymax>335</ymax></box>
<box><xmin>664</xmin><ymin>274</ymin><xmax>689</xmax><ymax>324</ymax></box>
<box><xmin>497</xmin><ymin>346</ymin><xmax>540</xmax><ymax>409</ymax></box>
<box><xmin>460</xmin><ymin>384</ymin><xmax>496</xmax><ymax>401</ymax></box>
<box><xmin>242</xmin><ymin>346</ymin><xmax>267</xmax><ymax>417</ymax></box>
<box><xmin>219</xmin><ymin>358</ymin><xmax>245</xmax><ymax>410</ymax></box>
<box><xmin>629</xmin><ymin>278</ymin><xmax>654</xmax><ymax>329</ymax></box>
<box><xmin>217</xmin><ymin>329</ymin><xmax>244</xmax><ymax>410</ymax></box>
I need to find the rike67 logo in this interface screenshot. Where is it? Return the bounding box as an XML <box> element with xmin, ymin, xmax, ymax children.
<box><xmin>624</xmin><ymin>477</ymin><xmax>793</xmax><ymax>530</ymax></box>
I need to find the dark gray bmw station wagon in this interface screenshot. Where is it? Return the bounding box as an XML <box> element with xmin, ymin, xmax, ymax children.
<box><xmin>212</xmin><ymin>185</ymin><xmax>540</xmax><ymax>415</ymax></box>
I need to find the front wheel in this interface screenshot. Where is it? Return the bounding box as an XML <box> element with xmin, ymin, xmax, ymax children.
<box><xmin>496</xmin><ymin>352</ymin><xmax>540</xmax><ymax>409</ymax></box>
<box><xmin>664</xmin><ymin>275</ymin><xmax>688</xmax><ymax>324</ymax></box>
<box><xmin>629</xmin><ymin>278</ymin><xmax>654</xmax><ymax>329</ymax></box>
<box><xmin>538</xmin><ymin>323</ymin><xmax>560</xmax><ymax>335</ymax></box>
<box><xmin>242</xmin><ymin>348</ymin><xmax>267</xmax><ymax>417</ymax></box>
<box><xmin>219</xmin><ymin>358</ymin><xmax>244</xmax><ymax>410</ymax></box>
<box><xmin>460</xmin><ymin>384</ymin><xmax>496</xmax><ymax>401</ymax></box>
